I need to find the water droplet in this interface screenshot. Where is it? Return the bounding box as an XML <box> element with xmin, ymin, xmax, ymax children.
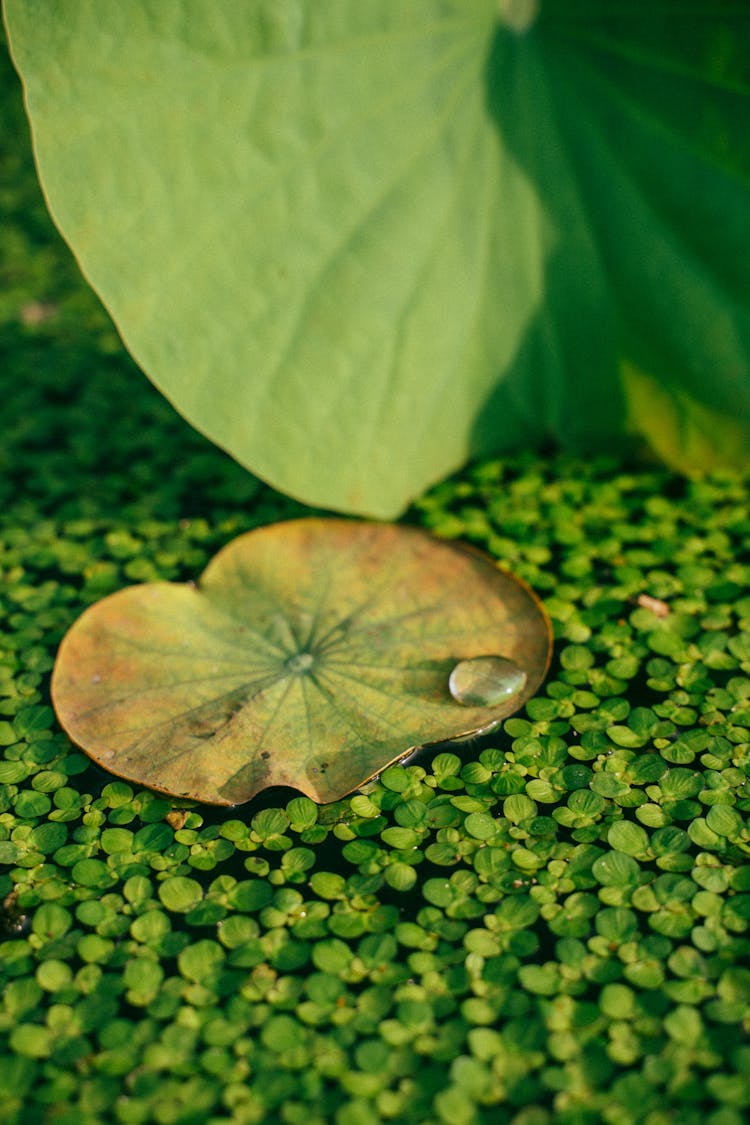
<box><xmin>285</xmin><ymin>652</ymin><xmax>314</xmax><ymax>675</ymax></box>
<box><xmin>449</xmin><ymin>655</ymin><xmax>526</xmax><ymax>707</ymax></box>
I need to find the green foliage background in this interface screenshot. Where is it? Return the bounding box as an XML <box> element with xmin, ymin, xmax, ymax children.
<box><xmin>2</xmin><ymin>26</ymin><xmax>750</xmax><ymax>1125</ymax></box>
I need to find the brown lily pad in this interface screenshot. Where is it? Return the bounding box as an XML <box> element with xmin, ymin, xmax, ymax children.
<box><xmin>51</xmin><ymin>519</ymin><xmax>552</xmax><ymax>804</ymax></box>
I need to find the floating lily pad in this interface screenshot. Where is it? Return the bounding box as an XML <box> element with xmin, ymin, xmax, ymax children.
<box><xmin>51</xmin><ymin>520</ymin><xmax>551</xmax><ymax>804</ymax></box>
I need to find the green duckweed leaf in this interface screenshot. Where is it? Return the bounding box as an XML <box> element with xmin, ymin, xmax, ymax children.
<box><xmin>51</xmin><ymin>519</ymin><xmax>551</xmax><ymax>804</ymax></box>
<box><xmin>717</xmin><ymin>967</ymin><xmax>750</xmax><ymax>1006</ymax></box>
<box><xmin>5</xmin><ymin>2</ymin><xmax>750</xmax><ymax>518</ymax></box>
<box><xmin>706</xmin><ymin>804</ymin><xmax>744</xmax><ymax>839</ymax></box>
<box><xmin>158</xmin><ymin>876</ymin><xmax>204</xmax><ymax>914</ymax></box>
<box><xmin>177</xmin><ymin>938</ymin><xmax>225</xmax><ymax>984</ymax></box>
<box><xmin>591</xmin><ymin>851</ymin><xmax>641</xmax><ymax>888</ymax></box>
<box><xmin>9</xmin><ymin>1024</ymin><xmax>52</xmax><ymax>1059</ymax></box>
<box><xmin>35</xmin><ymin>960</ymin><xmax>73</xmax><ymax>993</ymax></box>
<box><xmin>31</xmin><ymin>903</ymin><xmax>71</xmax><ymax>940</ymax></box>
<box><xmin>664</xmin><ymin>1004</ymin><xmax>703</xmax><ymax>1046</ymax></box>
<box><xmin>123</xmin><ymin>958</ymin><xmax>164</xmax><ymax>1000</ymax></box>
<box><xmin>384</xmin><ymin>862</ymin><xmax>418</xmax><ymax>891</ymax></box>
<box><xmin>517</xmin><ymin>962</ymin><xmax>559</xmax><ymax>996</ymax></box>
<box><xmin>607</xmin><ymin>821</ymin><xmax>650</xmax><ymax>857</ymax></box>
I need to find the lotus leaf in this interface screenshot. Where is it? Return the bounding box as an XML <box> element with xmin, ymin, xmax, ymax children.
<box><xmin>5</xmin><ymin>1</ymin><xmax>749</xmax><ymax>515</ymax></box>
<box><xmin>51</xmin><ymin>519</ymin><xmax>551</xmax><ymax>803</ymax></box>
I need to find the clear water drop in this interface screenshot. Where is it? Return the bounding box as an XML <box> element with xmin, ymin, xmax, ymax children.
<box><xmin>449</xmin><ymin>655</ymin><xmax>526</xmax><ymax>707</ymax></box>
<box><xmin>285</xmin><ymin>652</ymin><xmax>315</xmax><ymax>675</ymax></box>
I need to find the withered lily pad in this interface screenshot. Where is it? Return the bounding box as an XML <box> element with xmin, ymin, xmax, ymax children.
<box><xmin>51</xmin><ymin>520</ymin><xmax>551</xmax><ymax>803</ymax></box>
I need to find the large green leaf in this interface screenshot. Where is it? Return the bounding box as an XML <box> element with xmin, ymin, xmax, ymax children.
<box><xmin>5</xmin><ymin>1</ymin><xmax>749</xmax><ymax>516</ymax></box>
<box><xmin>51</xmin><ymin>520</ymin><xmax>552</xmax><ymax>804</ymax></box>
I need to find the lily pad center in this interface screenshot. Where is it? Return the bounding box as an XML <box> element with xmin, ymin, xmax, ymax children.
<box><xmin>285</xmin><ymin>652</ymin><xmax>316</xmax><ymax>676</ymax></box>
